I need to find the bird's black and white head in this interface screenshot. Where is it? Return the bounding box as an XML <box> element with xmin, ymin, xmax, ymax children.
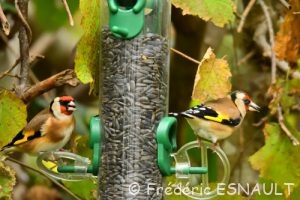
<box><xmin>50</xmin><ymin>96</ymin><xmax>76</xmax><ymax>119</ymax></box>
<box><xmin>230</xmin><ymin>91</ymin><xmax>260</xmax><ymax>117</ymax></box>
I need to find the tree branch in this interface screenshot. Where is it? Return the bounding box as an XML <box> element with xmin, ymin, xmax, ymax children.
<box><xmin>15</xmin><ymin>0</ymin><xmax>31</xmax><ymax>91</ymax></box>
<box><xmin>22</xmin><ymin>69</ymin><xmax>80</xmax><ymax>103</ymax></box>
<box><xmin>258</xmin><ymin>0</ymin><xmax>276</xmax><ymax>84</ymax></box>
<box><xmin>15</xmin><ymin>0</ymin><xmax>32</xmax><ymax>42</ymax></box>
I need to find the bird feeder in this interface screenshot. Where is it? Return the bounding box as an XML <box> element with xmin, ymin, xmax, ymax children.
<box><xmin>37</xmin><ymin>1</ymin><xmax>231</xmax><ymax>199</ymax></box>
<box><xmin>99</xmin><ymin>0</ymin><xmax>171</xmax><ymax>199</ymax></box>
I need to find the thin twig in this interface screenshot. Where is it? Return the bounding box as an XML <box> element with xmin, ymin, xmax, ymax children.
<box><xmin>258</xmin><ymin>0</ymin><xmax>276</xmax><ymax>84</ymax></box>
<box><xmin>4</xmin><ymin>74</ymin><xmax>21</xmax><ymax>78</ymax></box>
<box><xmin>0</xmin><ymin>58</ymin><xmax>20</xmax><ymax>79</ymax></box>
<box><xmin>237</xmin><ymin>0</ymin><xmax>256</xmax><ymax>33</ymax></box>
<box><xmin>293</xmin><ymin>12</ymin><xmax>300</xmax><ymax>14</ymax></box>
<box><xmin>0</xmin><ymin>4</ymin><xmax>10</xmax><ymax>35</ymax></box>
<box><xmin>253</xmin><ymin>116</ymin><xmax>268</xmax><ymax>127</ymax></box>
<box><xmin>279</xmin><ymin>0</ymin><xmax>291</xmax><ymax>9</ymax></box>
<box><xmin>5</xmin><ymin>157</ymin><xmax>82</xmax><ymax>200</ymax></box>
<box><xmin>237</xmin><ymin>50</ymin><xmax>255</xmax><ymax>66</ymax></box>
<box><xmin>0</xmin><ymin>53</ymin><xmax>45</xmax><ymax>80</ymax></box>
<box><xmin>277</xmin><ymin>105</ymin><xmax>300</xmax><ymax>146</ymax></box>
<box><xmin>62</xmin><ymin>0</ymin><xmax>74</xmax><ymax>26</ymax></box>
<box><xmin>170</xmin><ymin>48</ymin><xmax>200</xmax><ymax>65</ymax></box>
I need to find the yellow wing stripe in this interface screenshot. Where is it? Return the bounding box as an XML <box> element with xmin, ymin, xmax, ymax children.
<box><xmin>204</xmin><ymin>113</ymin><xmax>230</xmax><ymax>123</ymax></box>
<box><xmin>13</xmin><ymin>130</ymin><xmax>35</xmax><ymax>145</ymax></box>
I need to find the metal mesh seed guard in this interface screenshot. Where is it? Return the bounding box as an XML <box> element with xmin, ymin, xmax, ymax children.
<box><xmin>99</xmin><ymin>0</ymin><xmax>171</xmax><ymax>199</ymax></box>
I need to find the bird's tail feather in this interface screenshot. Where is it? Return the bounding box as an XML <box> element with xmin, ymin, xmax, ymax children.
<box><xmin>169</xmin><ymin>112</ymin><xmax>180</xmax><ymax>117</ymax></box>
<box><xmin>169</xmin><ymin>112</ymin><xmax>194</xmax><ymax>119</ymax></box>
<box><xmin>0</xmin><ymin>145</ymin><xmax>15</xmax><ymax>154</ymax></box>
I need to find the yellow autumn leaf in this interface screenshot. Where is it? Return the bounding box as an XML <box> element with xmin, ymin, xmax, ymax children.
<box><xmin>171</xmin><ymin>0</ymin><xmax>235</xmax><ymax>27</ymax></box>
<box><xmin>274</xmin><ymin>0</ymin><xmax>300</xmax><ymax>63</ymax></box>
<box><xmin>192</xmin><ymin>47</ymin><xmax>232</xmax><ymax>102</ymax></box>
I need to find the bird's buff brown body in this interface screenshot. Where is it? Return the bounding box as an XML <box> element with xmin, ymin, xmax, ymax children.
<box><xmin>0</xmin><ymin>96</ymin><xmax>76</xmax><ymax>154</ymax></box>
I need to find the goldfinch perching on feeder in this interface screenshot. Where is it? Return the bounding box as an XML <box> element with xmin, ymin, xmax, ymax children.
<box><xmin>170</xmin><ymin>91</ymin><xmax>260</xmax><ymax>145</ymax></box>
<box><xmin>0</xmin><ymin>96</ymin><xmax>76</xmax><ymax>154</ymax></box>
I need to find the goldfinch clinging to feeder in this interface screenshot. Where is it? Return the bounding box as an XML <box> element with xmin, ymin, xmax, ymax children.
<box><xmin>170</xmin><ymin>91</ymin><xmax>260</xmax><ymax>144</ymax></box>
<box><xmin>0</xmin><ymin>96</ymin><xmax>76</xmax><ymax>154</ymax></box>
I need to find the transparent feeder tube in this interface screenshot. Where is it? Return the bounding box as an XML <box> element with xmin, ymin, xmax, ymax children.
<box><xmin>99</xmin><ymin>0</ymin><xmax>171</xmax><ymax>199</ymax></box>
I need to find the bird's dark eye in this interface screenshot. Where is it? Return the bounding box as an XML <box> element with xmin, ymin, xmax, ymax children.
<box><xmin>243</xmin><ymin>99</ymin><xmax>250</xmax><ymax>105</ymax></box>
<box><xmin>59</xmin><ymin>100</ymin><xmax>69</xmax><ymax>106</ymax></box>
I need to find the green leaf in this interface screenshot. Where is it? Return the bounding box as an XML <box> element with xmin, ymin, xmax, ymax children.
<box><xmin>249</xmin><ymin>123</ymin><xmax>300</xmax><ymax>196</ymax></box>
<box><xmin>171</xmin><ymin>0</ymin><xmax>235</xmax><ymax>27</ymax></box>
<box><xmin>192</xmin><ymin>47</ymin><xmax>232</xmax><ymax>103</ymax></box>
<box><xmin>290</xmin><ymin>184</ymin><xmax>300</xmax><ymax>200</ymax></box>
<box><xmin>33</xmin><ymin>0</ymin><xmax>79</xmax><ymax>31</ymax></box>
<box><xmin>0</xmin><ymin>90</ymin><xmax>27</xmax><ymax>148</ymax></box>
<box><xmin>75</xmin><ymin>0</ymin><xmax>101</xmax><ymax>91</ymax></box>
<box><xmin>63</xmin><ymin>179</ymin><xmax>97</xmax><ymax>200</ymax></box>
<box><xmin>0</xmin><ymin>161</ymin><xmax>16</xmax><ymax>199</ymax></box>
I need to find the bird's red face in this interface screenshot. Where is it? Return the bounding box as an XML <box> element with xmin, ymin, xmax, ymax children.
<box><xmin>50</xmin><ymin>96</ymin><xmax>76</xmax><ymax>117</ymax></box>
<box><xmin>58</xmin><ymin>96</ymin><xmax>76</xmax><ymax>115</ymax></box>
<box><xmin>231</xmin><ymin>91</ymin><xmax>260</xmax><ymax>113</ymax></box>
<box><xmin>242</xmin><ymin>94</ymin><xmax>260</xmax><ymax>112</ymax></box>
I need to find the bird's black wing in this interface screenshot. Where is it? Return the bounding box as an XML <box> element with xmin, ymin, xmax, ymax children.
<box><xmin>0</xmin><ymin>109</ymin><xmax>50</xmax><ymax>150</ymax></box>
<box><xmin>1</xmin><ymin>130</ymin><xmax>42</xmax><ymax>149</ymax></box>
<box><xmin>176</xmin><ymin>104</ymin><xmax>241</xmax><ymax>127</ymax></box>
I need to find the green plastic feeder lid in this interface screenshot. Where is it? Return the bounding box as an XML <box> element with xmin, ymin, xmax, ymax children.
<box><xmin>107</xmin><ymin>0</ymin><xmax>146</xmax><ymax>39</ymax></box>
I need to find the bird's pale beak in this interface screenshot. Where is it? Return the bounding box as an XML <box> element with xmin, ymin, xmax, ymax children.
<box><xmin>67</xmin><ymin>101</ymin><xmax>76</xmax><ymax>111</ymax></box>
<box><xmin>249</xmin><ymin>101</ymin><xmax>260</xmax><ymax>112</ymax></box>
